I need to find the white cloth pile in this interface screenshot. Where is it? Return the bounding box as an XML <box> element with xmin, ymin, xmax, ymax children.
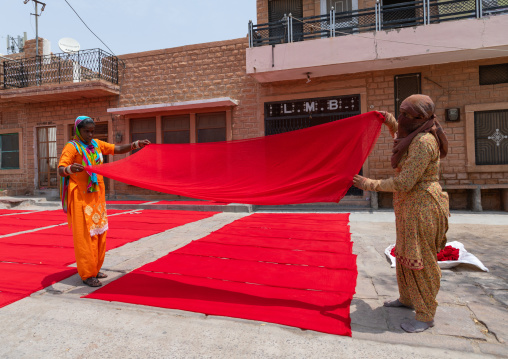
<box><xmin>385</xmin><ymin>241</ymin><xmax>489</xmax><ymax>272</ymax></box>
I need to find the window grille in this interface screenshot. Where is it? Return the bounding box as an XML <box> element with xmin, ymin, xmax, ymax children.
<box><xmin>131</xmin><ymin>118</ymin><xmax>156</xmax><ymax>153</ymax></box>
<box><xmin>0</xmin><ymin>133</ymin><xmax>20</xmax><ymax>169</ymax></box>
<box><xmin>474</xmin><ymin>110</ymin><xmax>508</xmax><ymax>165</ymax></box>
<box><xmin>394</xmin><ymin>73</ymin><xmax>421</xmax><ymax>117</ymax></box>
<box><xmin>197</xmin><ymin>112</ymin><xmax>226</xmax><ymax>143</ymax></box>
<box><xmin>162</xmin><ymin>115</ymin><xmax>190</xmax><ymax>144</ymax></box>
<box><xmin>479</xmin><ymin>63</ymin><xmax>508</xmax><ymax>86</ymax></box>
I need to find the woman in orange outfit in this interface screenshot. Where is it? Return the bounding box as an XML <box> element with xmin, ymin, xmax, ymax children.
<box><xmin>58</xmin><ymin>116</ymin><xmax>150</xmax><ymax>287</ymax></box>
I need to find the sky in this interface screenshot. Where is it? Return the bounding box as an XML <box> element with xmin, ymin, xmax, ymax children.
<box><xmin>1</xmin><ymin>0</ymin><xmax>257</xmax><ymax>56</ymax></box>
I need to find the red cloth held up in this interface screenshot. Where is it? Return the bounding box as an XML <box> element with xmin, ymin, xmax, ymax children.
<box><xmin>86</xmin><ymin>112</ymin><xmax>383</xmax><ymax>205</ymax></box>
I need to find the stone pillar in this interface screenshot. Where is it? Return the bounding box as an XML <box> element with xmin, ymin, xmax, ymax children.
<box><xmin>472</xmin><ymin>186</ymin><xmax>482</xmax><ymax>212</ymax></box>
<box><xmin>370</xmin><ymin>191</ymin><xmax>379</xmax><ymax>210</ymax></box>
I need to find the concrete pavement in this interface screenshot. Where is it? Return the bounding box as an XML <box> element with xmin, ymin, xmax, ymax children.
<box><xmin>0</xmin><ymin>204</ymin><xmax>507</xmax><ymax>358</ymax></box>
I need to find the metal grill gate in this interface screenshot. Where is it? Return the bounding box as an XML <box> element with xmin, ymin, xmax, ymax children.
<box><xmin>264</xmin><ymin>94</ymin><xmax>363</xmax><ymax>196</ymax></box>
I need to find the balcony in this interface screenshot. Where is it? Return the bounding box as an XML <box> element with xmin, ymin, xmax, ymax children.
<box><xmin>246</xmin><ymin>0</ymin><xmax>508</xmax><ymax>82</ymax></box>
<box><xmin>1</xmin><ymin>48</ymin><xmax>120</xmax><ymax>103</ymax></box>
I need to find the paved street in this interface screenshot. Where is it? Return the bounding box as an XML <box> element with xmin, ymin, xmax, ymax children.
<box><xmin>0</xmin><ymin>203</ymin><xmax>507</xmax><ymax>358</ymax></box>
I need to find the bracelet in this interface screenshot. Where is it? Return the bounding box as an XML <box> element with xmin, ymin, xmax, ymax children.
<box><xmin>131</xmin><ymin>140</ymin><xmax>140</xmax><ymax>150</ymax></box>
<box><xmin>65</xmin><ymin>165</ymin><xmax>73</xmax><ymax>175</ymax></box>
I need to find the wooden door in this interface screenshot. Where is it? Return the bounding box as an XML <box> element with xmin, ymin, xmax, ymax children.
<box><xmin>37</xmin><ymin>126</ymin><xmax>58</xmax><ymax>189</ymax></box>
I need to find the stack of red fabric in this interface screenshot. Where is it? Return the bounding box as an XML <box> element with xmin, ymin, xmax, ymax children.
<box><xmin>437</xmin><ymin>245</ymin><xmax>460</xmax><ymax>261</ymax></box>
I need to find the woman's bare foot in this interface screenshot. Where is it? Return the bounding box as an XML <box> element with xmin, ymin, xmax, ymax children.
<box><xmin>383</xmin><ymin>298</ymin><xmax>414</xmax><ymax>309</ymax></box>
<box><xmin>401</xmin><ymin>319</ymin><xmax>434</xmax><ymax>333</ymax></box>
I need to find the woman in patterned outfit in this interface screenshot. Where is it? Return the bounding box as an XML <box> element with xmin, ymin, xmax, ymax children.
<box><xmin>58</xmin><ymin>116</ymin><xmax>150</xmax><ymax>287</ymax></box>
<box><xmin>353</xmin><ymin>95</ymin><xmax>449</xmax><ymax>333</ymax></box>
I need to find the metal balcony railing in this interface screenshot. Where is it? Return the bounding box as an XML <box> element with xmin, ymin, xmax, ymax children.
<box><xmin>2</xmin><ymin>48</ymin><xmax>119</xmax><ymax>89</ymax></box>
<box><xmin>248</xmin><ymin>0</ymin><xmax>508</xmax><ymax>47</ymax></box>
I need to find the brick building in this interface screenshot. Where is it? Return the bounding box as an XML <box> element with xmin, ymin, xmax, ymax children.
<box><xmin>1</xmin><ymin>0</ymin><xmax>508</xmax><ymax>210</ymax></box>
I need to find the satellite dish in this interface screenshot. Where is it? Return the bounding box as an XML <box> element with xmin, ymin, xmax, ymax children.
<box><xmin>58</xmin><ymin>37</ymin><xmax>80</xmax><ymax>53</ymax></box>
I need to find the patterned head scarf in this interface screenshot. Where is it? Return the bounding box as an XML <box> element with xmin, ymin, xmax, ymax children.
<box><xmin>60</xmin><ymin>116</ymin><xmax>104</xmax><ymax>213</ymax></box>
<box><xmin>391</xmin><ymin>95</ymin><xmax>448</xmax><ymax>168</ymax></box>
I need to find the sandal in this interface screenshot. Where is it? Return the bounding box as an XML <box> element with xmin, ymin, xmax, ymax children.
<box><xmin>96</xmin><ymin>272</ymin><xmax>108</xmax><ymax>279</ymax></box>
<box><xmin>83</xmin><ymin>277</ymin><xmax>102</xmax><ymax>287</ymax></box>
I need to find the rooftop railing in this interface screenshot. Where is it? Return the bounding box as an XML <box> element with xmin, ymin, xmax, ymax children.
<box><xmin>2</xmin><ymin>48</ymin><xmax>119</xmax><ymax>89</ymax></box>
<box><xmin>248</xmin><ymin>0</ymin><xmax>508</xmax><ymax>47</ymax></box>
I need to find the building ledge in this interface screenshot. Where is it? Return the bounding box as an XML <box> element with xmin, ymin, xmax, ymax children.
<box><xmin>246</xmin><ymin>15</ymin><xmax>508</xmax><ymax>82</ymax></box>
<box><xmin>107</xmin><ymin>97</ymin><xmax>239</xmax><ymax>115</ymax></box>
<box><xmin>0</xmin><ymin>80</ymin><xmax>120</xmax><ymax>103</ymax></box>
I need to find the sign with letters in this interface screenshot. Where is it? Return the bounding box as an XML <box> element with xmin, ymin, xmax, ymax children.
<box><xmin>265</xmin><ymin>95</ymin><xmax>360</xmax><ymax>119</ymax></box>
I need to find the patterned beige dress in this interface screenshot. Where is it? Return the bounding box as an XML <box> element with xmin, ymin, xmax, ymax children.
<box><xmin>363</xmin><ymin>114</ymin><xmax>449</xmax><ymax>321</ymax></box>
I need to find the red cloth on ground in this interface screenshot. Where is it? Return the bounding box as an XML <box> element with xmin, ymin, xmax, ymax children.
<box><xmin>86</xmin><ymin>272</ymin><xmax>354</xmax><ymax>335</ymax></box>
<box><xmin>86</xmin><ymin>112</ymin><xmax>383</xmax><ymax>205</ymax></box>
<box><xmin>106</xmin><ymin>201</ymin><xmax>151</xmax><ymax>204</ymax></box>
<box><xmin>0</xmin><ymin>291</ymin><xmax>28</xmax><ymax>308</ymax></box>
<box><xmin>174</xmin><ymin>241</ymin><xmax>357</xmax><ymax>270</ymax></box>
<box><xmin>0</xmin><ymin>210</ymin><xmax>31</xmax><ymax>215</ymax></box>
<box><xmin>139</xmin><ymin>253</ymin><xmax>357</xmax><ymax>293</ymax></box>
<box><xmin>0</xmin><ymin>211</ymin><xmax>68</xmax><ymax>235</ymax></box>
<box><xmin>153</xmin><ymin>201</ymin><xmax>230</xmax><ymax>205</ymax></box>
<box><xmin>87</xmin><ymin>213</ymin><xmax>358</xmax><ymax>336</ymax></box>
<box><xmin>0</xmin><ymin>263</ymin><xmax>77</xmax><ymax>294</ymax></box>
<box><xmin>0</xmin><ymin>243</ymin><xmax>76</xmax><ymax>266</ymax></box>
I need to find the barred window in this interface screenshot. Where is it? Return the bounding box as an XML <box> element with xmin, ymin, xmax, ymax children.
<box><xmin>474</xmin><ymin>110</ymin><xmax>508</xmax><ymax>165</ymax></box>
<box><xmin>479</xmin><ymin>63</ymin><xmax>508</xmax><ymax>86</ymax></box>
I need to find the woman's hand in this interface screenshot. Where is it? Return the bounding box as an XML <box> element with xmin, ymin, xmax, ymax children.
<box><xmin>378</xmin><ymin>111</ymin><xmax>393</xmax><ymax>123</ymax></box>
<box><xmin>71</xmin><ymin>163</ymin><xmax>85</xmax><ymax>172</ymax></box>
<box><xmin>353</xmin><ymin>174</ymin><xmax>367</xmax><ymax>190</ymax></box>
<box><xmin>59</xmin><ymin>163</ymin><xmax>84</xmax><ymax>176</ymax></box>
<box><xmin>138</xmin><ymin>139</ymin><xmax>151</xmax><ymax>148</ymax></box>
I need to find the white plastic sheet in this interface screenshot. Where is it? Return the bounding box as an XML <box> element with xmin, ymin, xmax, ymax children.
<box><xmin>385</xmin><ymin>241</ymin><xmax>488</xmax><ymax>272</ymax></box>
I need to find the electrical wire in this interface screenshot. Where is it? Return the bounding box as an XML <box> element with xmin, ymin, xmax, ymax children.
<box><xmin>63</xmin><ymin>0</ymin><xmax>117</xmax><ymax>57</ymax></box>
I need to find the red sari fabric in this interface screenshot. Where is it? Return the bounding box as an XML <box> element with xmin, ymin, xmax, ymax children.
<box><xmin>86</xmin><ymin>213</ymin><xmax>357</xmax><ymax>336</ymax></box>
<box><xmin>87</xmin><ymin>112</ymin><xmax>383</xmax><ymax>204</ymax></box>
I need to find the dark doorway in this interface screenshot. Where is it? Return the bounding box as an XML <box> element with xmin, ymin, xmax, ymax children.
<box><xmin>268</xmin><ymin>0</ymin><xmax>303</xmax><ymax>43</ymax></box>
<box><xmin>382</xmin><ymin>0</ymin><xmax>418</xmax><ymax>29</ymax></box>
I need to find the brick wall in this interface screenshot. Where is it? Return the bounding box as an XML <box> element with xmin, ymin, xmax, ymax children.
<box><xmin>1</xmin><ymin>32</ymin><xmax>507</xmax><ymax>208</ymax></box>
<box><xmin>1</xmin><ymin>37</ymin><xmax>261</xmax><ymax>198</ymax></box>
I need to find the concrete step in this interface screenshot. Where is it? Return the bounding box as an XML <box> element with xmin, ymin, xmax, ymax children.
<box><xmin>252</xmin><ymin>196</ymin><xmax>372</xmax><ymax>212</ymax></box>
<box><xmin>105</xmin><ymin>203</ymin><xmax>253</xmax><ymax>213</ymax></box>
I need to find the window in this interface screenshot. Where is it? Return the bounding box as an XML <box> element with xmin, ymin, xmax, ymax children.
<box><xmin>131</xmin><ymin>117</ymin><xmax>156</xmax><ymax>153</ymax></box>
<box><xmin>0</xmin><ymin>133</ymin><xmax>20</xmax><ymax>169</ymax></box>
<box><xmin>162</xmin><ymin>115</ymin><xmax>190</xmax><ymax>144</ymax></box>
<box><xmin>197</xmin><ymin>112</ymin><xmax>226</xmax><ymax>143</ymax></box>
<box><xmin>394</xmin><ymin>73</ymin><xmax>421</xmax><ymax>117</ymax></box>
<box><xmin>479</xmin><ymin>63</ymin><xmax>508</xmax><ymax>86</ymax></box>
<box><xmin>474</xmin><ymin>110</ymin><xmax>508</xmax><ymax>165</ymax></box>
<box><xmin>327</xmin><ymin>0</ymin><xmax>352</xmax><ymax>12</ymax></box>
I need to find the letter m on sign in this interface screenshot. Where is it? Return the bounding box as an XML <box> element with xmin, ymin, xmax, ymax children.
<box><xmin>305</xmin><ymin>102</ymin><xmax>315</xmax><ymax>113</ymax></box>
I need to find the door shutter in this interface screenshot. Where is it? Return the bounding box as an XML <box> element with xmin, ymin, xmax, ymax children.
<box><xmin>394</xmin><ymin>73</ymin><xmax>421</xmax><ymax>117</ymax></box>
